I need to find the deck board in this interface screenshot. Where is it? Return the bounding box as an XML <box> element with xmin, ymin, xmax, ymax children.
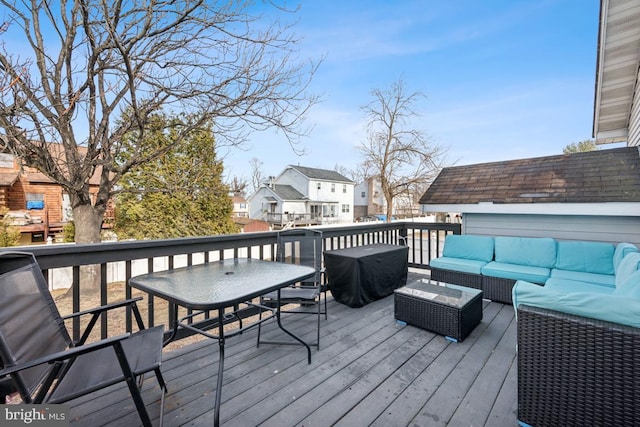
<box><xmin>68</xmin><ymin>271</ymin><xmax>519</xmax><ymax>426</ymax></box>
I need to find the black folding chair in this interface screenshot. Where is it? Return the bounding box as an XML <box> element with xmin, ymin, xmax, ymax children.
<box><xmin>0</xmin><ymin>252</ymin><xmax>167</xmax><ymax>426</ymax></box>
<box><xmin>257</xmin><ymin>229</ymin><xmax>326</xmax><ymax>349</ymax></box>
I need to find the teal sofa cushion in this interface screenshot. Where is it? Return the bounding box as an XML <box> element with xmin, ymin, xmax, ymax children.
<box><xmin>549</xmin><ymin>269</ymin><xmax>615</xmax><ymax>287</ymax></box>
<box><xmin>512</xmin><ymin>280</ymin><xmax>640</xmax><ymax>328</ymax></box>
<box><xmin>555</xmin><ymin>241</ymin><xmax>615</xmax><ymax>275</ymax></box>
<box><xmin>481</xmin><ymin>261</ymin><xmax>550</xmax><ymax>284</ymax></box>
<box><xmin>613</xmin><ymin>243</ymin><xmax>640</xmax><ymax>274</ymax></box>
<box><xmin>430</xmin><ymin>257</ymin><xmax>487</xmax><ymax>275</ymax></box>
<box><xmin>545</xmin><ymin>278</ymin><xmax>614</xmax><ymax>295</ymax></box>
<box><xmin>615</xmin><ymin>270</ymin><xmax>640</xmax><ymax>299</ymax></box>
<box><xmin>615</xmin><ymin>252</ymin><xmax>640</xmax><ymax>287</ymax></box>
<box><xmin>442</xmin><ymin>235</ymin><xmax>494</xmax><ymax>262</ymax></box>
<box><xmin>494</xmin><ymin>237</ymin><xmax>556</xmax><ymax>268</ymax></box>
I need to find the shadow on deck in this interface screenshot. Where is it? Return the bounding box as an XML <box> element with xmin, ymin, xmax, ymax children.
<box><xmin>69</xmin><ymin>270</ymin><xmax>518</xmax><ymax>426</ymax></box>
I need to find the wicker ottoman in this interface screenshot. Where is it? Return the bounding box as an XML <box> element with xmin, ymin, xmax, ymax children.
<box><xmin>394</xmin><ymin>279</ymin><xmax>483</xmax><ymax>342</ymax></box>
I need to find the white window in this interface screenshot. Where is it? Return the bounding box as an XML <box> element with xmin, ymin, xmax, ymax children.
<box><xmin>361</xmin><ymin>191</ymin><xmax>366</xmax><ymax>198</ymax></box>
<box><xmin>343</xmin><ymin>184</ymin><xmax>347</xmax><ymax>193</ymax></box>
<box><xmin>331</xmin><ymin>183</ymin><xmax>336</xmax><ymax>192</ymax></box>
<box><xmin>317</xmin><ymin>182</ymin><xmax>321</xmax><ymax>190</ymax></box>
<box><xmin>341</xmin><ymin>204</ymin><xmax>350</xmax><ymax>213</ymax></box>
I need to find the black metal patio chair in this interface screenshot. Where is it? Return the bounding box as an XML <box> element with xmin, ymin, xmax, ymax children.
<box><xmin>0</xmin><ymin>251</ymin><xmax>167</xmax><ymax>426</ymax></box>
<box><xmin>257</xmin><ymin>228</ymin><xmax>326</xmax><ymax>349</ymax></box>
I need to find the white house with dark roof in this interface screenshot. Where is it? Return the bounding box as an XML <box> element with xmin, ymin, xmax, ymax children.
<box><xmin>248</xmin><ymin>165</ymin><xmax>355</xmax><ymax>227</ymax></box>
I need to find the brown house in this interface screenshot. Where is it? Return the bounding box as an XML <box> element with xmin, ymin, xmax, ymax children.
<box><xmin>0</xmin><ymin>150</ymin><xmax>112</xmax><ymax>245</ymax></box>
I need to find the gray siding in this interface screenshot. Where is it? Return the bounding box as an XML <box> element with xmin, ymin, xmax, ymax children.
<box><xmin>463</xmin><ymin>213</ymin><xmax>640</xmax><ymax>247</ymax></box>
<box><xmin>630</xmin><ymin>70</ymin><xmax>640</xmax><ymax>147</ymax></box>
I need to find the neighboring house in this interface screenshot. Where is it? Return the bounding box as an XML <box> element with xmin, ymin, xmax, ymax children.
<box><xmin>248</xmin><ymin>165</ymin><xmax>355</xmax><ymax>228</ymax></box>
<box><xmin>419</xmin><ymin>147</ymin><xmax>640</xmax><ymax>246</ymax></box>
<box><xmin>354</xmin><ymin>177</ymin><xmax>385</xmax><ymax>219</ymax></box>
<box><xmin>0</xmin><ymin>149</ymin><xmax>112</xmax><ymax>245</ymax></box>
<box><xmin>231</xmin><ymin>196</ymin><xmax>249</xmax><ymax>218</ymax></box>
<box><xmin>232</xmin><ymin>217</ymin><xmax>270</xmax><ymax>233</ymax></box>
<box><xmin>592</xmin><ymin>0</ymin><xmax>640</xmax><ymax>147</ymax></box>
<box><xmin>354</xmin><ymin>176</ymin><xmax>421</xmax><ymax>219</ymax></box>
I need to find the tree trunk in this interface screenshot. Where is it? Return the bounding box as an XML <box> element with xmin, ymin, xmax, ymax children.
<box><xmin>73</xmin><ymin>205</ymin><xmax>104</xmax><ymax>244</ymax></box>
<box><xmin>386</xmin><ymin>194</ymin><xmax>394</xmax><ymax>223</ymax></box>
<box><xmin>72</xmin><ymin>204</ymin><xmax>105</xmax><ymax>295</ymax></box>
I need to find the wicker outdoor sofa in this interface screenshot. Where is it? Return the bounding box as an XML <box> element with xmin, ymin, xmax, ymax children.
<box><xmin>515</xmin><ymin>304</ymin><xmax>640</xmax><ymax>427</ymax></box>
<box><xmin>430</xmin><ymin>235</ymin><xmax>640</xmax><ymax>304</ymax></box>
<box><xmin>512</xmin><ymin>252</ymin><xmax>640</xmax><ymax>427</ymax></box>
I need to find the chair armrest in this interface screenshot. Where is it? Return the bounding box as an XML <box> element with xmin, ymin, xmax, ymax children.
<box><xmin>0</xmin><ymin>333</ymin><xmax>130</xmax><ymax>377</ymax></box>
<box><xmin>62</xmin><ymin>297</ymin><xmax>146</xmax><ymax>344</ymax></box>
<box><xmin>61</xmin><ymin>297</ymin><xmax>144</xmax><ymax>320</ymax></box>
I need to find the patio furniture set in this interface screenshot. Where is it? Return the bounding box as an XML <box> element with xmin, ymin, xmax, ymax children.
<box><xmin>6</xmin><ymin>228</ymin><xmax>637</xmax><ymax>426</ymax></box>
<box><xmin>0</xmin><ymin>230</ymin><xmax>465</xmax><ymax>426</ymax></box>
<box><xmin>430</xmin><ymin>233</ymin><xmax>640</xmax><ymax>427</ymax></box>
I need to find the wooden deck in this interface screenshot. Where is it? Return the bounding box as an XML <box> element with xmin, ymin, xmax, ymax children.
<box><xmin>68</xmin><ymin>271</ymin><xmax>518</xmax><ymax>426</ymax></box>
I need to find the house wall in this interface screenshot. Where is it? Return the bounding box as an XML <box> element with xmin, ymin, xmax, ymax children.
<box><xmin>247</xmin><ymin>187</ymin><xmax>275</xmax><ymax>219</ymax></box>
<box><xmin>277</xmin><ymin>168</ymin><xmax>308</xmax><ymax>194</ymax></box>
<box><xmin>463</xmin><ymin>213</ymin><xmax>640</xmax><ymax>247</ymax></box>
<box><xmin>629</xmin><ymin>68</ymin><xmax>640</xmax><ymax>147</ymax></box>
<box><xmin>281</xmin><ymin>200</ymin><xmax>308</xmax><ymax>215</ymax></box>
<box><xmin>277</xmin><ymin>168</ymin><xmax>354</xmax><ymax>223</ymax></box>
<box><xmin>7</xmin><ymin>179</ymin><xmax>63</xmax><ymax>223</ymax></box>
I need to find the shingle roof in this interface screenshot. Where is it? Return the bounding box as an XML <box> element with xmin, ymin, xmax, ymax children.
<box><xmin>419</xmin><ymin>147</ymin><xmax>640</xmax><ymax>204</ymax></box>
<box><xmin>270</xmin><ymin>184</ymin><xmax>307</xmax><ymax>201</ymax></box>
<box><xmin>288</xmin><ymin>165</ymin><xmax>353</xmax><ymax>183</ymax></box>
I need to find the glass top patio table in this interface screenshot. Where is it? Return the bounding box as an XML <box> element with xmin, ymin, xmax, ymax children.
<box><xmin>129</xmin><ymin>258</ymin><xmax>316</xmax><ymax>427</ymax></box>
<box><xmin>129</xmin><ymin>258</ymin><xmax>315</xmax><ymax>310</ymax></box>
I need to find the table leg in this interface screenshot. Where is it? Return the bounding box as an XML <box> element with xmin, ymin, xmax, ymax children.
<box><xmin>275</xmin><ymin>289</ymin><xmax>312</xmax><ymax>364</ymax></box>
<box><xmin>214</xmin><ymin>307</ymin><xmax>225</xmax><ymax>427</ymax></box>
<box><xmin>162</xmin><ymin>304</ymin><xmax>180</xmax><ymax>347</ymax></box>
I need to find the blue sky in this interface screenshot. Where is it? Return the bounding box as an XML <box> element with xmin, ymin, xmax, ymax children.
<box><xmin>222</xmin><ymin>0</ymin><xmax>612</xmax><ymax>181</ymax></box>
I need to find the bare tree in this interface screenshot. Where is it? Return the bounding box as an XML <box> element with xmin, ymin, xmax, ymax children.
<box><xmin>0</xmin><ymin>0</ymin><xmax>320</xmax><ymax>243</ymax></box>
<box><xmin>249</xmin><ymin>157</ymin><xmax>265</xmax><ymax>194</ymax></box>
<box><xmin>228</xmin><ymin>175</ymin><xmax>248</xmax><ymax>198</ymax></box>
<box><xmin>358</xmin><ymin>78</ymin><xmax>445</xmax><ymax>221</ymax></box>
<box><xmin>334</xmin><ymin>164</ymin><xmax>361</xmax><ymax>183</ymax></box>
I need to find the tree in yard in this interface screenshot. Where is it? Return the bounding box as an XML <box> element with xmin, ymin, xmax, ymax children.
<box><xmin>228</xmin><ymin>176</ymin><xmax>248</xmax><ymax>198</ymax></box>
<box><xmin>357</xmin><ymin>79</ymin><xmax>446</xmax><ymax>221</ymax></box>
<box><xmin>563</xmin><ymin>139</ymin><xmax>598</xmax><ymax>154</ymax></box>
<box><xmin>0</xmin><ymin>0</ymin><xmax>320</xmax><ymax>244</ymax></box>
<box><xmin>249</xmin><ymin>157</ymin><xmax>266</xmax><ymax>194</ymax></box>
<box><xmin>115</xmin><ymin>114</ymin><xmax>237</xmax><ymax>240</ymax></box>
<box><xmin>0</xmin><ymin>208</ymin><xmax>20</xmax><ymax>247</ymax></box>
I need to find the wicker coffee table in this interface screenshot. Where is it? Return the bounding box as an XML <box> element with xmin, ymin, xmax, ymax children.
<box><xmin>394</xmin><ymin>278</ymin><xmax>483</xmax><ymax>342</ymax></box>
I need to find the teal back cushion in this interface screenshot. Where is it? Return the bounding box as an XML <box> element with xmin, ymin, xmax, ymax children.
<box><xmin>555</xmin><ymin>241</ymin><xmax>615</xmax><ymax>275</ymax></box>
<box><xmin>613</xmin><ymin>243</ymin><xmax>640</xmax><ymax>274</ymax></box>
<box><xmin>442</xmin><ymin>235</ymin><xmax>494</xmax><ymax>262</ymax></box>
<box><xmin>494</xmin><ymin>237</ymin><xmax>556</xmax><ymax>268</ymax></box>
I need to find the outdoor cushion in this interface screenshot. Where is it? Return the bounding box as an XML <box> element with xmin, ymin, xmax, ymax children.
<box><xmin>549</xmin><ymin>269</ymin><xmax>615</xmax><ymax>287</ymax></box>
<box><xmin>615</xmin><ymin>252</ymin><xmax>640</xmax><ymax>288</ymax></box>
<box><xmin>512</xmin><ymin>280</ymin><xmax>640</xmax><ymax>328</ymax></box>
<box><xmin>494</xmin><ymin>237</ymin><xmax>556</xmax><ymax>268</ymax></box>
<box><xmin>481</xmin><ymin>261</ymin><xmax>550</xmax><ymax>284</ymax></box>
<box><xmin>430</xmin><ymin>257</ymin><xmax>487</xmax><ymax>275</ymax></box>
<box><xmin>614</xmin><ymin>269</ymin><xmax>640</xmax><ymax>299</ymax></box>
<box><xmin>613</xmin><ymin>242</ymin><xmax>640</xmax><ymax>274</ymax></box>
<box><xmin>441</xmin><ymin>234</ymin><xmax>494</xmax><ymax>262</ymax></box>
<box><xmin>555</xmin><ymin>241</ymin><xmax>615</xmax><ymax>275</ymax></box>
<box><xmin>545</xmin><ymin>278</ymin><xmax>614</xmax><ymax>295</ymax></box>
